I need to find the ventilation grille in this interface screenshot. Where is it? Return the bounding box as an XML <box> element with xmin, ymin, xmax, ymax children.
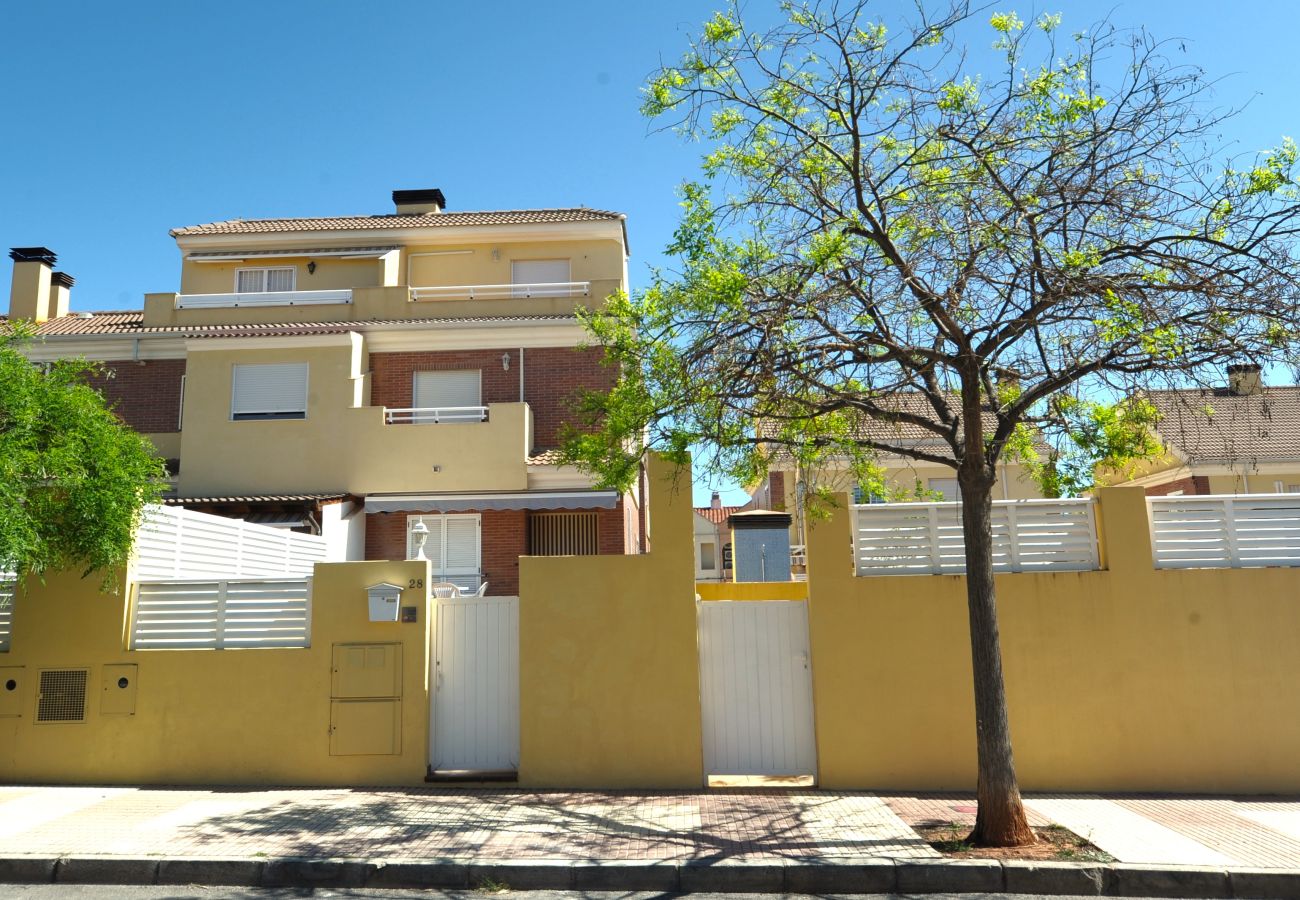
<box><xmin>528</xmin><ymin>511</ymin><xmax>599</xmax><ymax>556</ymax></box>
<box><xmin>37</xmin><ymin>669</ymin><xmax>87</xmax><ymax>722</ymax></box>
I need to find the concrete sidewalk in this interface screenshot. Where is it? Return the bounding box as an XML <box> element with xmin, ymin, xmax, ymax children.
<box><xmin>0</xmin><ymin>785</ymin><xmax>1298</xmax><ymax>896</ymax></box>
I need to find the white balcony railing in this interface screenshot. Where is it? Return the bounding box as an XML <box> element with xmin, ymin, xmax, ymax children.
<box><xmin>0</xmin><ymin>573</ymin><xmax>14</xmax><ymax>652</ymax></box>
<box><xmin>1149</xmin><ymin>494</ymin><xmax>1300</xmax><ymax>569</ymax></box>
<box><xmin>852</xmin><ymin>498</ymin><xmax>1099</xmax><ymax>576</ymax></box>
<box><xmin>385</xmin><ymin>406</ymin><xmax>489</xmax><ymax>425</ymax></box>
<box><xmin>176</xmin><ymin>289</ymin><xmax>353</xmax><ymax>309</ymax></box>
<box><xmin>410</xmin><ymin>281</ymin><xmax>591</xmax><ymax>302</ymax></box>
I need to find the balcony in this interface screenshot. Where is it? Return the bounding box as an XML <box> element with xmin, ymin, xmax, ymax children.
<box><xmin>385</xmin><ymin>406</ymin><xmax>489</xmax><ymax>425</ymax></box>
<box><xmin>176</xmin><ymin>289</ymin><xmax>354</xmax><ymax>310</ymax></box>
<box><xmin>410</xmin><ymin>282</ymin><xmax>591</xmax><ymax>302</ymax></box>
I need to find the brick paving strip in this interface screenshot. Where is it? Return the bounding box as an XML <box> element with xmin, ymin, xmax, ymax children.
<box><xmin>0</xmin><ymin>785</ymin><xmax>1299</xmax><ymax>896</ymax></box>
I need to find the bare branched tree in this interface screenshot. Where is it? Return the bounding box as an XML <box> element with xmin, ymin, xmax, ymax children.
<box><xmin>564</xmin><ymin>1</ymin><xmax>1300</xmax><ymax>845</ymax></box>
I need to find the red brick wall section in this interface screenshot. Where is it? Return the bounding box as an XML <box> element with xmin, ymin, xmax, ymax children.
<box><xmin>523</xmin><ymin>346</ymin><xmax>616</xmax><ymax>449</ymax></box>
<box><xmin>768</xmin><ymin>470</ymin><xmax>786</xmax><ymax>511</ymax></box>
<box><xmin>370</xmin><ymin>350</ymin><xmax>521</xmax><ymax>411</ymax></box>
<box><xmin>368</xmin><ymin>346</ymin><xmax>615</xmax><ymax>451</ymax></box>
<box><xmin>365</xmin><ymin>500</ymin><xmax>629</xmax><ymax>595</ymax></box>
<box><xmin>83</xmin><ymin>359</ymin><xmax>186</xmax><ymax>434</ymax></box>
<box><xmin>1145</xmin><ymin>476</ymin><xmax>1212</xmax><ymax>496</ymax></box>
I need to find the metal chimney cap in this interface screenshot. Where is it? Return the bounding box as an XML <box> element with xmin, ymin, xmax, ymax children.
<box><xmin>9</xmin><ymin>247</ymin><xmax>57</xmax><ymax>264</ymax></box>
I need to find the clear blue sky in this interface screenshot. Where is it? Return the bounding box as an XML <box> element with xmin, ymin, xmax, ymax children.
<box><xmin>1</xmin><ymin>1</ymin><xmax>1295</xmax><ymax>505</ymax></box>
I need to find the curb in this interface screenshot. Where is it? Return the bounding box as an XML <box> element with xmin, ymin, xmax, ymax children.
<box><xmin>0</xmin><ymin>853</ymin><xmax>1297</xmax><ymax>896</ymax></box>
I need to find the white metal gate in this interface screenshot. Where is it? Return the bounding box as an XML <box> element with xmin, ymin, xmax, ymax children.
<box><xmin>431</xmin><ymin>595</ymin><xmax>519</xmax><ymax>773</ymax></box>
<box><xmin>698</xmin><ymin>600</ymin><xmax>817</xmax><ymax>777</ymax></box>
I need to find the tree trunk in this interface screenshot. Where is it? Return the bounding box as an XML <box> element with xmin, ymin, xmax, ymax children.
<box><xmin>958</xmin><ymin>470</ymin><xmax>1036</xmax><ymax>847</ymax></box>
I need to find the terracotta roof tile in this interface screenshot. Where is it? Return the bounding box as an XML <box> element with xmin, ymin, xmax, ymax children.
<box><xmin>1147</xmin><ymin>386</ymin><xmax>1300</xmax><ymax>465</ymax></box>
<box><xmin>171</xmin><ymin>208</ymin><xmax>624</xmax><ymax>237</ymax></box>
<box><xmin>694</xmin><ymin>505</ymin><xmax>751</xmax><ymax>525</ymax></box>
<box><xmin>4</xmin><ymin>311</ymin><xmax>577</xmax><ymax>339</ymax></box>
<box><xmin>527</xmin><ymin>449</ymin><xmax>567</xmax><ymax>466</ymax></box>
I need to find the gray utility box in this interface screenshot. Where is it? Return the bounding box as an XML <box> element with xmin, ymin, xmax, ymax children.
<box><xmin>728</xmin><ymin>510</ymin><xmax>794</xmax><ymax>582</ymax></box>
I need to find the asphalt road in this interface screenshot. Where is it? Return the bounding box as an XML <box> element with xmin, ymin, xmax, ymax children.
<box><xmin>0</xmin><ymin>888</ymin><xmax>1196</xmax><ymax>900</ymax></box>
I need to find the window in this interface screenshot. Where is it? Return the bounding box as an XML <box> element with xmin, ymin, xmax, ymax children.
<box><xmin>407</xmin><ymin>514</ymin><xmax>482</xmax><ymax>592</ymax></box>
<box><xmin>928</xmin><ymin>478</ymin><xmax>961</xmax><ymax>501</ymax></box>
<box><xmin>511</xmin><ymin>259</ymin><xmax>571</xmax><ymax>297</ymax></box>
<box><xmin>699</xmin><ymin>541</ymin><xmax>717</xmax><ymax>571</ymax></box>
<box><xmin>235</xmin><ymin>267</ymin><xmax>295</xmax><ymax>293</ymax></box>
<box><xmin>412</xmin><ymin>370</ymin><xmax>483</xmax><ymax>423</ymax></box>
<box><xmin>852</xmin><ymin>485</ymin><xmax>886</xmax><ymax>504</ymax></box>
<box><xmin>231</xmin><ymin>363</ymin><xmax>308</xmax><ymax>420</ymax></box>
<box><xmin>529</xmin><ymin>511</ymin><xmax>599</xmax><ymax>556</ymax></box>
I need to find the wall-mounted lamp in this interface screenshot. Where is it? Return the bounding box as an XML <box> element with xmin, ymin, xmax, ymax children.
<box><xmin>501</xmin><ymin>352</ymin><xmax>511</xmax><ymax>371</ymax></box>
<box><xmin>307</xmin><ymin>260</ymin><xmax>317</xmax><ymax>274</ymax></box>
<box><xmin>410</xmin><ymin>519</ymin><xmax>429</xmax><ymax>561</ymax></box>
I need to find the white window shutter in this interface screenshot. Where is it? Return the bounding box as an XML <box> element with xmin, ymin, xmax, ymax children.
<box><xmin>231</xmin><ymin>363</ymin><xmax>309</xmax><ymax>417</ymax></box>
<box><xmin>414</xmin><ymin>371</ymin><xmax>481</xmax><ymax>410</ymax></box>
<box><xmin>443</xmin><ymin>516</ymin><xmax>480</xmax><ymax>574</ymax></box>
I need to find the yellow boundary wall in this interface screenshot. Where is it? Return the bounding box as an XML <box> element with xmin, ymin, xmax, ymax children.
<box><xmin>0</xmin><ymin>561</ymin><xmax>431</xmax><ymax>785</ymax></box>
<box><xmin>517</xmin><ymin>455</ymin><xmax>705</xmax><ymax>788</ymax></box>
<box><xmin>806</xmin><ymin>485</ymin><xmax>1300</xmax><ymax>793</ymax></box>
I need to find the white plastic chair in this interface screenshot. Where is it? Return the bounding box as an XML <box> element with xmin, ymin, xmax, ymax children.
<box><xmin>431</xmin><ymin>582</ymin><xmax>461</xmax><ymax>599</ymax></box>
<box><xmin>474</xmin><ymin>581</ymin><xmax>489</xmax><ymax>597</ymax></box>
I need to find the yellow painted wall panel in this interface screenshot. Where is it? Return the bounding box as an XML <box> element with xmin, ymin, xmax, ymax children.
<box><xmin>0</xmin><ymin>667</ymin><xmax>24</xmax><ymax>718</ymax></box>
<box><xmin>517</xmin><ymin>455</ymin><xmax>704</xmax><ymax>789</ymax></box>
<box><xmin>805</xmin><ymin>485</ymin><xmax>1300</xmax><ymax>793</ymax></box>
<box><xmin>0</xmin><ymin>561</ymin><xmax>431</xmax><ymax>786</ymax></box>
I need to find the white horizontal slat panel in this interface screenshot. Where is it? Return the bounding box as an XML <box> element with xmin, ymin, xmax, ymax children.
<box><xmin>132</xmin><ymin>580</ymin><xmax>310</xmax><ymax>650</ymax></box>
<box><xmin>1151</xmin><ymin>494</ymin><xmax>1300</xmax><ymax>569</ymax></box>
<box><xmin>0</xmin><ymin>574</ymin><xmax>14</xmax><ymax>652</ymax></box>
<box><xmin>853</xmin><ymin>499</ymin><xmax>1099</xmax><ymax>576</ymax></box>
<box><xmin>134</xmin><ymin>505</ymin><xmax>327</xmax><ymax>582</ymax></box>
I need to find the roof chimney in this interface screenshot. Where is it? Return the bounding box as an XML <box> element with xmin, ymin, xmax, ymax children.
<box><xmin>711</xmin><ymin>491</ymin><xmax>722</xmax><ymax>509</ymax></box>
<box><xmin>48</xmin><ymin>271</ymin><xmax>74</xmax><ymax>319</ymax></box>
<box><xmin>1227</xmin><ymin>363</ymin><xmax>1263</xmax><ymax>396</ymax></box>
<box><xmin>8</xmin><ymin>247</ymin><xmax>56</xmax><ymax>323</ymax></box>
<box><xmin>393</xmin><ymin>188</ymin><xmax>446</xmax><ymax>215</ymax></box>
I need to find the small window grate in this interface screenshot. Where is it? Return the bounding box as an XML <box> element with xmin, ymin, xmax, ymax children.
<box><xmin>37</xmin><ymin>669</ymin><xmax>87</xmax><ymax>722</ymax></box>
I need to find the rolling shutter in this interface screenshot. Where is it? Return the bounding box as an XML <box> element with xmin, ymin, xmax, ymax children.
<box><xmin>231</xmin><ymin>363</ymin><xmax>309</xmax><ymax>419</ymax></box>
<box><xmin>412</xmin><ymin>370</ymin><xmax>482</xmax><ymax>422</ymax></box>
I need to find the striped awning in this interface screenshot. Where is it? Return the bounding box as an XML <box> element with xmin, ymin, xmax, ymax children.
<box><xmin>365</xmin><ymin>490</ymin><xmax>619</xmax><ymax>514</ymax></box>
<box><xmin>187</xmin><ymin>246</ymin><xmax>398</xmax><ymax>261</ymax></box>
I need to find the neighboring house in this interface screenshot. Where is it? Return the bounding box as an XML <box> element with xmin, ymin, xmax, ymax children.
<box><xmin>3</xmin><ymin>189</ymin><xmax>644</xmax><ymax>595</ymax></box>
<box><xmin>1119</xmin><ymin>364</ymin><xmax>1300</xmax><ymax>496</ymax></box>
<box><xmin>693</xmin><ymin>492</ymin><xmax>750</xmax><ymax>582</ymax></box>
<box><xmin>752</xmin><ymin>395</ymin><xmax>1047</xmax><ymax>546</ymax></box>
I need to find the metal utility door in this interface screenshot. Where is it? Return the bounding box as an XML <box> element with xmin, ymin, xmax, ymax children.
<box><xmin>698</xmin><ymin>600</ymin><xmax>817</xmax><ymax>777</ymax></box>
<box><xmin>430</xmin><ymin>595</ymin><xmax>519</xmax><ymax>773</ymax></box>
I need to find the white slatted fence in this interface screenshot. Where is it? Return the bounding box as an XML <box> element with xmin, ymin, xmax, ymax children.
<box><xmin>134</xmin><ymin>505</ymin><xmax>328</xmax><ymax>582</ymax></box>
<box><xmin>1149</xmin><ymin>494</ymin><xmax>1300</xmax><ymax>569</ymax></box>
<box><xmin>131</xmin><ymin>579</ymin><xmax>311</xmax><ymax>649</ymax></box>
<box><xmin>852</xmin><ymin>499</ymin><xmax>1099</xmax><ymax>576</ymax></box>
<box><xmin>0</xmin><ymin>574</ymin><xmax>14</xmax><ymax>652</ymax></box>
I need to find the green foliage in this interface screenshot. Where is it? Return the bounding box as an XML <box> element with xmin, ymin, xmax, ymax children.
<box><xmin>0</xmin><ymin>327</ymin><xmax>165</xmax><ymax>586</ymax></box>
<box><xmin>1028</xmin><ymin>397</ymin><xmax>1164</xmax><ymax>497</ymax></box>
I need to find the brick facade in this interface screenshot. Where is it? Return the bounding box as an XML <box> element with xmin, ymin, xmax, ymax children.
<box><xmin>368</xmin><ymin>346</ymin><xmax>613</xmax><ymax>451</ymax></box>
<box><xmin>1145</xmin><ymin>475</ymin><xmax>1211</xmax><ymax>496</ymax></box>
<box><xmin>84</xmin><ymin>359</ymin><xmax>186</xmax><ymax>434</ymax></box>
<box><xmin>365</xmin><ymin>502</ymin><xmax>628</xmax><ymax>595</ymax></box>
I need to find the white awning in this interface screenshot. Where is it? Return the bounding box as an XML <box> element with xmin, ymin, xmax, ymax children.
<box><xmin>365</xmin><ymin>490</ymin><xmax>619</xmax><ymax>514</ymax></box>
<box><xmin>188</xmin><ymin>246</ymin><xmax>398</xmax><ymax>262</ymax></box>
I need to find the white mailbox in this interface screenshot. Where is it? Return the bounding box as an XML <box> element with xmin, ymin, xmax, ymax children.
<box><xmin>365</xmin><ymin>582</ymin><xmax>404</xmax><ymax>622</ymax></box>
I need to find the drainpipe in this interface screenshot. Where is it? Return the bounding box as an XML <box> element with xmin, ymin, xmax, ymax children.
<box><xmin>518</xmin><ymin>347</ymin><xmax>524</xmax><ymax>402</ymax></box>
